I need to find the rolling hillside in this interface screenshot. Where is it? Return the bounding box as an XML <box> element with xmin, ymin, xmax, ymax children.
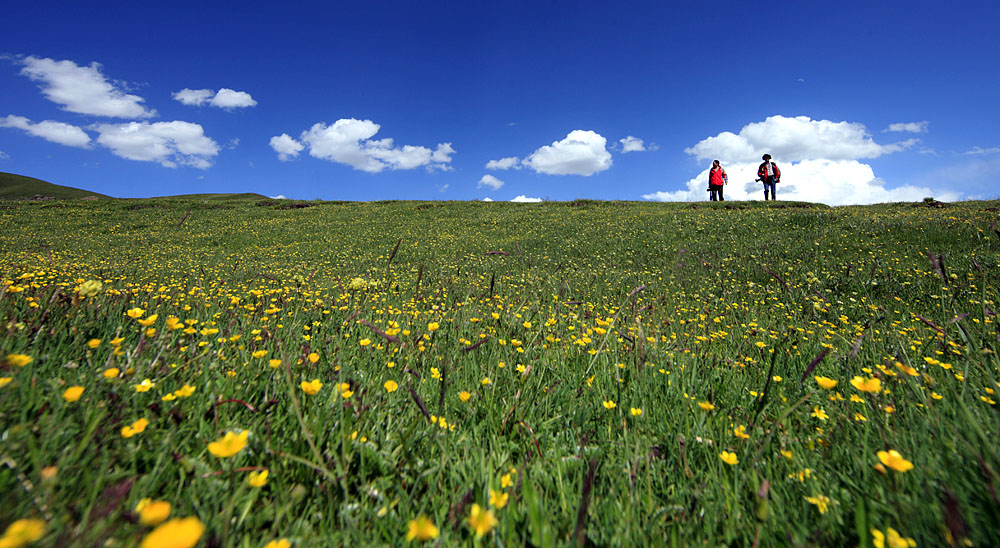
<box><xmin>0</xmin><ymin>172</ymin><xmax>110</xmax><ymax>200</ymax></box>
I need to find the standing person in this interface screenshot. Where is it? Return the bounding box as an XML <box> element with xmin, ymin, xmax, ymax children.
<box><xmin>757</xmin><ymin>154</ymin><xmax>780</xmax><ymax>200</ymax></box>
<box><xmin>708</xmin><ymin>160</ymin><xmax>728</xmax><ymax>201</ymax></box>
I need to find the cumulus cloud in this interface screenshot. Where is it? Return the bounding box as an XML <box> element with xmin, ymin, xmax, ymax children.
<box><xmin>481</xmin><ymin>197</ymin><xmax>494</xmax><ymax>202</ymax></box>
<box><xmin>269</xmin><ymin>133</ymin><xmax>304</xmax><ymax>161</ymax></box>
<box><xmin>477</xmin><ymin>174</ymin><xmax>504</xmax><ymax>190</ymax></box>
<box><xmin>642</xmin><ymin>159</ymin><xmax>960</xmax><ymax>205</ymax></box>
<box><xmin>522</xmin><ymin>130</ymin><xmax>612</xmax><ymax>175</ymax></box>
<box><xmin>511</xmin><ymin>195</ymin><xmax>542</xmax><ymax>203</ymax></box>
<box><xmin>643</xmin><ymin>115</ymin><xmax>957</xmax><ymax>206</ymax></box>
<box><xmin>485</xmin><ymin>156</ymin><xmax>520</xmax><ymax>170</ymax></box>
<box><xmin>885</xmin><ymin>121</ymin><xmax>929</xmax><ymax>133</ymax></box>
<box><xmin>280</xmin><ymin>118</ymin><xmax>453</xmax><ymax>173</ymax></box>
<box><xmin>172</xmin><ymin>88</ymin><xmax>257</xmax><ymax>109</ymax></box>
<box><xmin>270</xmin><ymin>194</ymin><xmax>287</xmax><ymax>200</ymax></box>
<box><xmin>19</xmin><ymin>56</ymin><xmax>155</xmax><ymax>118</ymax></box>
<box><xmin>1</xmin><ymin>115</ymin><xmax>91</xmax><ymax>148</ymax></box>
<box><xmin>684</xmin><ymin>115</ymin><xmax>915</xmax><ymax>163</ymax></box>
<box><xmin>93</xmin><ymin>121</ymin><xmax>220</xmax><ymax>169</ymax></box>
<box><xmin>619</xmin><ymin>136</ymin><xmax>648</xmax><ymax>152</ymax></box>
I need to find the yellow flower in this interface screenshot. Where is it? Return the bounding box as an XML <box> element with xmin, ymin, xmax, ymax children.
<box><xmin>87</xmin><ymin>339</ymin><xmax>101</xmax><ymax>349</ymax></box>
<box><xmin>811</xmin><ymin>406</ymin><xmax>829</xmax><ymax>420</ymax></box>
<box><xmin>467</xmin><ymin>504</ymin><xmax>497</xmax><ymax>538</ymax></box>
<box><xmin>814</xmin><ymin>376</ymin><xmax>838</xmax><ymax>389</ymax></box>
<box><xmin>406</xmin><ymin>515</ymin><xmax>439</xmax><ymax>542</ymax></box>
<box><xmin>602</xmin><ymin>400</ymin><xmax>616</xmax><ymax>409</ymax></box>
<box><xmin>489</xmin><ymin>488</ymin><xmax>509</xmax><ymax>509</ymax></box>
<box><xmin>135</xmin><ymin>498</ymin><xmax>171</xmax><ymax>526</ymax></box>
<box><xmin>247</xmin><ymin>470</ymin><xmax>269</xmax><ymax>487</ymax></box>
<box><xmin>175</xmin><ymin>384</ymin><xmax>196</xmax><ymax>398</ymax></box>
<box><xmin>804</xmin><ymin>494</ymin><xmax>832</xmax><ymax>514</ymax></box>
<box><xmin>208</xmin><ymin>431</ymin><xmax>249</xmax><ymax>458</ymax></box>
<box><xmin>121</xmin><ymin>418</ymin><xmax>150</xmax><ymax>438</ymax></box>
<box><xmin>0</xmin><ymin>377</ymin><xmax>11</xmax><ymax>389</ymax></box>
<box><xmin>6</xmin><ymin>354</ymin><xmax>32</xmax><ymax>367</ymax></box>
<box><xmin>427</xmin><ymin>322</ymin><xmax>439</xmax><ymax>332</ymax></box>
<box><xmin>341</xmin><ymin>389</ymin><xmax>354</xmax><ymax>399</ymax></box>
<box><xmin>252</xmin><ymin>350</ymin><xmax>268</xmax><ymax>359</ymax></box>
<box><xmin>140</xmin><ymin>517</ymin><xmax>204</xmax><ymax>548</ymax></box>
<box><xmin>62</xmin><ymin>386</ymin><xmax>84</xmax><ymax>403</ymax></box>
<box><xmin>300</xmin><ymin>379</ymin><xmax>322</xmax><ymax>395</ymax></box>
<box><xmin>134</xmin><ymin>379</ymin><xmax>156</xmax><ymax>392</ymax></box>
<box><xmin>630</xmin><ymin>407</ymin><xmax>642</xmax><ymax>416</ymax></box>
<box><xmin>733</xmin><ymin>425</ymin><xmax>749</xmax><ymax>439</ymax></box>
<box><xmin>0</xmin><ymin>518</ymin><xmax>45</xmax><ymax>548</ymax></box>
<box><xmin>871</xmin><ymin>528</ymin><xmax>917</xmax><ymax>548</ymax></box>
<box><xmin>384</xmin><ymin>380</ymin><xmax>399</xmax><ymax>393</ymax></box>
<box><xmin>481</xmin><ymin>377</ymin><xmax>492</xmax><ymax>385</ymax></box>
<box><xmin>459</xmin><ymin>391</ymin><xmax>471</xmax><ymax>402</ymax></box>
<box><xmin>780</xmin><ymin>450</ymin><xmax>794</xmax><ymax>459</ymax></box>
<box><xmin>263</xmin><ymin>540</ymin><xmax>291</xmax><ymax>548</ymax></box>
<box><xmin>755</xmin><ymin>341</ymin><xmax>767</xmax><ymax>348</ymax></box>
<box><xmin>308</xmin><ymin>352</ymin><xmax>319</xmax><ymax>363</ymax></box>
<box><xmin>850</xmin><ymin>376</ymin><xmax>882</xmax><ymax>393</ymax></box>
<box><xmin>698</xmin><ymin>401</ymin><xmax>715</xmax><ymax>411</ymax></box>
<box><xmin>137</xmin><ymin>315</ymin><xmax>158</xmax><ymax>327</ymax></box>
<box><xmin>109</xmin><ymin>337</ymin><xmax>125</xmax><ymax>346</ymax></box>
<box><xmin>359</xmin><ymin>338</ymin><xmax>371</xmax><ymax>346</ymax></box>
<box><xmin>126</xmin><ymin>308</ymin><xmax>145</xmax><ymax>319</ymax></box>
<box><xmin>877</xmin><ymin>450</ymin><xmax>913</xmax><ymax>472</ymax></box>
<box><xmin>103</xmin><ymin>368</ymin><xmax>120</xmax><ymax>379</ymax></box>
<box><xmin>500</xmin><ymin>473</ymin><xmax>513</xmax><ymax>488</ymax></box>
<box><xmin>719</xmin><ymin>451</ymin><xmax>738</xmax><ymax>465</ymax></box>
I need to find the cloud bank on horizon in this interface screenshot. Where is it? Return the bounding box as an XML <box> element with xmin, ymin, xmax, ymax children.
<box><xmin>642</xmin><ymin>115</ymin><xmax>960</xmax><ymax>206</ymax></box>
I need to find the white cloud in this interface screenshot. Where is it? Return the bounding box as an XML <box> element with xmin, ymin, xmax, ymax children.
<box><xmin>478</xmin><ymin>174</ymin><xmax>504</xmax><ymax>190</ymax></box>
<box><xmin>511</xmin><ymin>195</ymin><xmax>542</xmax><ymax>202</ymax></box>
<box><xmin>643</xmin><ymin>115</ymin><xmax>957</xmax><ymax>206</ymax></box>
<box><xmin>619</xmin><ymin>136</ymin><xmax>647</xmax><ymax>152</ymax></box>
<box><xmin>481</xmin><ymin>197</ymin><xmax>494</xmax><ymax>202</ymax></box>
<box><xmin>1</xmin><ymin>115</ymin><xmax>91</xmax><ymax>148</ymax></box>
<box><xmin>523</xmin><ymin>130</ymin><xmax>612</xmax><ymax>175</ymax></box>
<box><xmin>172</xmin><ymin>88</ymin><xmax>257</xmax><ymax>109</ymax></box>
<box><xmin>270</xmin><ymin>194</ymin><xmax>287</xmax><ymax>199</ymax></box>
<box><xmin>20</xmin><ymin>56</ymin><xmax>155</xmax><ymax>118</ymax></box>
<box><xmin>685</xmin><ymin>115</ymin><xmax>915</xmax><ymax>163</ymax></box>
<box><xmin>93</xmin><ymin>121</ymin><xmax>220</xmax><ymax>169</ymax></box>
<box><xmin>964</xmin><ymin>146</ymin><xmax>1000</xmax><ymax>156</ymax></box>
<box><xmin>290</xmin><ymin>118</ymin><xmax>453</xmax><ymax>172</ymax></box>
<box><xmin>172</xmin><ymin>89</ymin><xmax>214</xmax><ymax>106</ymax></box>
<box><xmin>642</xmin><ymin>159</ymin><xmax>960</xmax><ymax>205</ymax></box>
<box><xmin>485</xmin><ymin>156</ymin><xmax>520</xmax><ymax>170</ymax></box>
<box><xmin>885</xmin><ymin>121</ymin><xmax>929</xmax><ymax>133</ymax></box>
<box><xmin>0</xmin><ymin>150</ymin><xmax>9</xmax><ymax>160</ymax></box>
<box><xmin>269</xmin><ymin>133</ymin><xmax>304</xmax><ymax>161</ymax></box>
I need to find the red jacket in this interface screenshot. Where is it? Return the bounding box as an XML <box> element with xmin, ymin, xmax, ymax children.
<box><xmin>709</xmin><ymin>167</ymin><xmax>727</xmax><ymax>186</ymax></box>
<box><xmin>758</xmin><ymin>161</ymin><xmax>780</xmax><ymax>181</ymax></box>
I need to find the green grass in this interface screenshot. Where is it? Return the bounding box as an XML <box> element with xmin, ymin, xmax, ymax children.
<box><xmin>1</xmin><ymin>198</ymin><xmax>999</xmax><ymax>547</ymax></box>
<box><xmin>0</xmin><ymin>172</ymin><xmax>109</xmax><ymax>200</ymax></box>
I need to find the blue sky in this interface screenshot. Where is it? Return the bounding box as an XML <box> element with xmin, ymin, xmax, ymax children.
<box><xmin>1</xmin><ymin>1</ymin><xmax>998</xmax><ymax>204</ymax></box>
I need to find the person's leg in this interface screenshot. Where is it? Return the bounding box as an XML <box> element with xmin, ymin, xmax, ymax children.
<box><xmin>770</xmin><ymin>180</ymin><xmax>776</xmax><ymax>200</ymax></box>
<box><xmin>719</xmin><ymin>186</ymin><xmax>724</xmax><ymax>201</ymax></box>
<box><xmin>763</xmin><ymin>183</ymin><xmax>769</xmax><ymax>201</ymax></box>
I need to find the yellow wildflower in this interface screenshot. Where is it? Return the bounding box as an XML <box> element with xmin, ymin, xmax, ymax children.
<box><xmin>208</xmin><ymin>431</ymin><xmax>249</xmax><ymax>458</ymax></box>
<box><xmin>459</xmin><ymin>391</ymin><xmax>471</xmax><ymax>402</ymax></box>
<box><xmin>247</xmin><ymin>470</ymin><xmax>269</xmax><ymax>487</ymax></box>
<box><xmin>467</xmin><ymin>504</ymin><xmax>497</xmax><ymax>538</ymax></box>
<box><xmin>62</xmin><ymin>386</ymin><xmax>84</xmax><ymax>403</ymax></box>
<box><xmin>384</xmin><ymin>380</ymin><xmax>399</xmax><ymax>393</ymax></box>
<box><xmin>135</xmin><ymin>498</ymin><xmax>171</xmax><ymax>526</ymax></box>
<box><xmin>489</xmin><ymin>489</ymin><xmax>509</xmax><ymax>509</ymax></box>
<box><xmin>0</xmin><ymin>519</ymin><xmax>45</xmax><ymax>548</ymax></box>
<box><xmin>87</xmin><ymin>339</ymin><xmax>101</xmax><ymax>349</ymax></box>
<box><xmin>719</xmin><ymin>451</ymin><xmax>738</xmax><ymax>465</ymax></box>
<box><xmin>698</xmin><ymin>401</ymin><xmax>715</xmax><ymax>411</ymax></box>
<box><xmin>850</xmin><ymin>376</ymin><xmax>882</xmax><ymax>393</ymax></box>
<box><xmin>406</xmin><ymin>515</ymin><xmax>439</xmax><ymax>542</ymax></box>
<box><xmin>814</xmin><ymin>376</ymin><xmax>838</xmax><ymax>389</ymax></box>
<box><xmin>140</xmin><ymin>517</ymin><xmax>204</xmax><ymax>548</ymax></box>
<box><xmin>6</xmin><ymin>354</ymin><xmax>32</xmax><ymax>367</ymax></box>
<box><xmin>300</xmin><ymin>379</ymin><xmax>322</xmax><ymax>395</ymax></box>
<box><xmin>877</xmin><ymin>450</ymin><xmax>913</xmax><ymax>472</ymax></box>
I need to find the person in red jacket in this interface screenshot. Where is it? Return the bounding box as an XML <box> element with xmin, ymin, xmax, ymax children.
<box><xmin>708</xmin><ymin>160</ymin><xmax>728</xmax><ymax>201</ymax></box>
<box><xmin>757</xmin><ymin>154</ymin><xmax>780</xmax><ymax>200</ymax></box>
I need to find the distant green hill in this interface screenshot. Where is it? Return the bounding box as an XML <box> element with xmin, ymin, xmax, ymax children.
<box><xmin>0</xmin><ymin>172</ymin><xmax>110</xmax><ymax>200</ymax></box>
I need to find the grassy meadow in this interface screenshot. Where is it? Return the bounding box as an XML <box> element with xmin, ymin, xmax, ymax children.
<box><xmin>1</xmin><ymin>197</ymin><xmax>999</xmax><ymax>547</ymax></box>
